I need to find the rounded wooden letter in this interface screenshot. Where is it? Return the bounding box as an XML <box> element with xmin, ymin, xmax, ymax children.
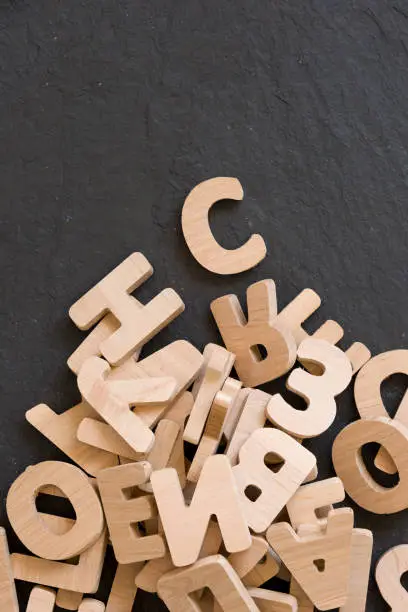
<box><xmin>7</xmin><ymin>461</ymin><xmax>104</xmax><ymax>560</ymax></box>
<box><xmin>181</xmin><ymin>177</ymin><xmax>267</xmax><ymax>275</ymax></box>
<box><xmin>332</xmin><ymin>417</ymin><xmax>408</xmax><ymax>514</ymax></box>
<box><xmin>355</xmin><ymin>350</ymin><xmax>408</xmax><ymax>419</ymax></box>
<box><xmin>376</xmin><ymin>545</ymin><xmax>408</xmax><ymax>611</ymax></box>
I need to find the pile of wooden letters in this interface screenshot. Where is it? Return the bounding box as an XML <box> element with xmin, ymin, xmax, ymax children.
<box><xmin>2</xmin><ymin>178</ymin><xmax>408</xmax><ymax>611</ymax></box>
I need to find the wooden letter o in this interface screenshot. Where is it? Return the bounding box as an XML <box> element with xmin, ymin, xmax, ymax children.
<box><xmin>7</xmin><ymin>461</ymin><xmax>104</xmax><ymax>560</ymax></box>
<box><xmin>332</xmin><ymin>417</ymin><xmax>408</xmax><ymax>514</ymax></box>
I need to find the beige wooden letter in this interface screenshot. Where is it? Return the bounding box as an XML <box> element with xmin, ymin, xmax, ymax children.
<box><xmin>286</xmin><ymin>477</ymin><xmax>345</xmax><ymax>530</ymax></box>
<box><xmin>0</xmin><ymin>528</ymin><xmax>18</xmax><ymax>612</ymax></box>
<box><xmin>7</xmin><ymin>461</ymin><xmax>104</xmax><ymax>561</ymax></box>
<box><xmin>376</xmin><ymin>544</ymin><xmax>408</xmax><ymax>611</ymax></box>
<box><xmin>181</xmin><ymin>177</ymin><xmax>266</xmax><ymax>275</ymax></box>
<box><xmin>355</xmin><ymin>350</ymin><xmax>408</xmax><ymax>473</ymax></box>
<box><xmin>184</xmin><ymin>343</ymin><xmax>235</xmax><ymax>445</ymax></box>
<box><xmin>69</xmin><ymin>252</ymin><xmax>184</xmax><ymax>365</ymax></box>
<box><xmin>78</xmin><ymin>356</ymin><xmax>176</xmax><ymax>454</ymax></box>
<box><xmin>26</xmin><ymin>586</ymin><xmax>56</xmax><ymax>612</ymax></box>
<box><xmin>56</xmin><ymin>589</ymin><xmax>84</xmax><ymax>610</ymax></box>
<box><xmin>111</xmin><ymin>340</ymin><xmax>203</xmax><ymax>428</ymax></box>
<box><xmin>157</xmin><ymin>554</ymin><xmax>260</xmax><ymax>611</ymax></box>
<box><xmin>233</xmin><ymin>428</ymin><xmax>316</xmax><ymax>533</ymax></box>
<box><xmin>151</xmin><ymin>454</ymin><xmax>251</xmax><ymax>567</ymax></box>
<box><xmin>79</xmin><ymin>600</ymin><xmax>105</xmax><ymax>612</ymax></box>
<box><xmin>135</xmin><ymin>521</ymin><xmax>222</xmax><ymax>594</ymax></box>
<box><xmin>26</xmin><ymin>402</ymin><xmax>118</xmax><ymax>476</ymax></box>
<box><xmin>332</xmin><ymin>416</ymin><xmax>408</xmax><ymax>514</ymax></box>
<box><xmin>97</xmin><ymin>462</ymin><xmax>165</xmax><ymax>564</ymax></box>
<box><xmin>105</xmin><ymin>563</ymin><xmax>142</xmax><ymax>612</ymax></box>
<box><xmin>226</xmin><ymin>390</ymin><xmax>271</xmax><ymax>466</ymax></box>
<box><xmin>211</xmin><ymin>280</ymin><xmax>296</xmax><ymax>387</ymax></box>
<box><xmin>340</xmin><ymin>529</ymin><xmax>373</xmax><ymax>612</ymax></box>
<box><xmin>248</xmin><ymin>588</ymin><xmax>297</xmax><ymax>612</ymax></box>
<box><xmin>274</xmin><ymin>288</ymin><xmax>371</xmax><ymax>374</ymax></box>
<box><xmin>267</xmin><ymin>339</ymin><xmax>352</xmax><ymax>439</ymax></box>
<box><xmin>267</xmin><ymin>509</ymin><xmax>354</xmax><ymax>611</ymax></box>
<box><xmin>12</xmin><ymin>516</ymin><xmax>107</xmax><ymax>593</ymax></box>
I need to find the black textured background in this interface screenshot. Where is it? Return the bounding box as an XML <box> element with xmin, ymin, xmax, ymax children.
<box><xmin>1</xmin><ymin>1</ymin><xmax>408</xmax><ymax>609</ymax></box>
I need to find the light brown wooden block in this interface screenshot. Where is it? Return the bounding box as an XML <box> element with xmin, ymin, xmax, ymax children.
<box><xmin>151</xmin><ymin>454</ymin><xmax>251</xmax><ymax>567</ymax></box>
<box><xmin>211</xmin><ymin>280</ymin><xmax>296</xmax><ymax>387</ymax></box>
<box><xmin>248</xmin><ymin>588</ymin><xmax>298</xmax><ymax>612</ymax></box>
<box><xmin>289</xmin><ymin>578</ymin><xmax>314</xmax><ymax>612</ymax></box>
<box><xmin>136</xmin><ymin>521</ymin><xmax>222</xmax><ymax>593</ymax></box>
<box><xmin>184</xmin><ymin>344</ymin><xmax>235</xmax><ymax>445</ymax></box>
<box><xmin>187</xmin><ymin>388</ymin><xmax>232</xmax><ymax>482</ymax></box>
<box><xmin>267</xmin><ymin>339</ymin><xmax>352</xmax><ymax>439</ymax></box>
<box><xmin>0</xmin><ymin>528</ymin><xmax>18</xmax><ymax>612</ymax></box>
<box><xmin>97</xmin><ymin>461</ymin><xmax>165</xmax><ymax>564</ymax></box>
<box><xmin>105</xmin><ymin>563</ymin><xmax>142</xmax><ymax>612</ymax></box>
<box><xmin>26</xmin><ymin>402</ymin><xmax>118</xmax><ymax>476</ymax></box>
<box><xmin>226</xmin><ymin>389</ymin><xmax>270</xmax><ymax>466</ymax></box>
<box><xmin>79</xmin><ymin>600</ymin><xmax>105</xmax><ymax>612</ymax></box>
<box><xmin>332</xmin><ymin>416</ymin><xmax>408</xmax><ymax>513</ymax></box>
<box><xmin>304</xmin><ymin>464</ymin><xmax>318</xmax><ymax>483</ymax></box>
<box><xmin>68</xmin><ymin>314</ymin><xmax>143</xmax><ymax>375</ymax></box>
<box><xmin>267</xmin><ymin>508</ymin><xmax>353</xmax><ymax>611</ymax></box>
<box><xmin>286</xmin><ymin>477</ymin><xmax>345</xmax><ymax>530</ymax></box>
<box><xmin>12</xmin><ymin>517</ymin><xmax>108</xmax><ymax>592</ymax></box>
<box><xmin>26</xmin><ymin>586</ymin><xmax>56</xmax><ymax>611</ymax></box>
<box><xmin>157</xmin><ymin>554</ymin><xmax>260</xmax><ymax>611</ymax></box>
<box><xmin>69</xmin><ymin>252</ymin><xmax>184</xmax><ymax>365</ymax></box>
<box><xmin>233</xmin><ymin>428</ymin><xmax>316</xmax><ymax>533</ymax></box>
<box><xmin>275</xmin><ymin>288</ymin><xmax>336</xmax><ymax>345</ymax></box>
<box><xmin>79</xmin><ymin>357</ymin><xmax>177</xmax><ymax>454</ymax></box>
<box><xmin>274</xmin><ymin>288</ymin><xmax>370</xmax><ymax>374</ymax></box>
<box><xmin>164</xmin><ymin>391</ymin><xmax>194</xmax><ymax>425</ymax></box>
<box><xmin>376</xmin><ymin>544</ymin><xmax>408</xmax><ymax>611</ymax></box>
<box><xmin>181</xmin><ymin>177</ymin><xmax>266</xmax><ymax>275</ymax></box>
<box><xmin>227</xmin><ymin>536</ymin><xmax>279</xmax><ymax>588</ymax></box>
<box><xmin>7</xmin><ymin>461</ymin><xmax>104</xmax><ymax>561</ymax></box>
<box><xmin>77</xmin><ymin>418</ymin><xmax>141</xmax><ymax>461</ymax></box>
<box><xmin>111</xmin><ymin>341</ymin><xmax>203</xmax><ymax>428</ymax></box>
<box><xmin>339</xmin><ymin>528</ymin><xmax>373</xmax><ymax>612</ymax></box>
<box><xmin>56</xmin><ymin>589</ymin><xmax>84</xmax><ymax>610</ymax></box>
<box><xmin>355</xmin><ymin>350</ymin><xmax>408</xmax><ymax>474</ymax></box>
<box><xmin>346</xmin><ymin>342</ymin><xmax>372</xmax><ymax>376</ymax></box>
<box><xmin>140</xmin><ymin>419</ymin><xmax>180</xmax><ymax>492</ymax></box>
<box><xmin>223</xmin><ymin>385</ymin><xmax>248</xmax><ymax>442</ymax></box>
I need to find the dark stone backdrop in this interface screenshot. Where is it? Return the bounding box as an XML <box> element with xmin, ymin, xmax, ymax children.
<box><xmin>1</xmin><ymin>1</ymin><xmax>408</xmax><ymax>609</ymax></box>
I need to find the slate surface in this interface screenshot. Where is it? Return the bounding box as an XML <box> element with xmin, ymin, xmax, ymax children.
<box><xmin>1</xmin><ymin>1</ymin><xmax>408</xmax><ymax>609</ymax></box>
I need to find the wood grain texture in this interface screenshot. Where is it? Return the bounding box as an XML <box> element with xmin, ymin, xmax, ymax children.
<box><xmin>69</xmin><ymin>252</ymin><xmax>184</xmax><ymax>365</ymax></box>
<box><xmin>12</xmin><ymin>516</ymin><xmax>107</xmax><ymax>592</ymax></box>
<box><xmin>0</xmin><ymin>528</ymin><xmax>18</xmax><ymax>612</ymax></box>
<box><xmin>184</xmin><ymin>343</ymin><xmax>235</xmax><ymax>445</ymax></box>
<box><xmin>233</xmin><ymin>427</ymin><xmax>316</xmax><ymax>532</ymax></box>
<box><xmin>97</xmin><ymin>461</ymin><xmax>165</xmax><ymax>564</ymax></box>
<box><xmin>267</xmin><ymin>509</ymin><xmax>354</xmax><ymax>611</ymax></box>
<box><xmin>332</xmin><ymin>416</ymin><xmax>408</xmax><ymax>514</ymax></box>
<box><xmin>26</xmin><ymin>402</ymin><xmax>118</xmax><ymax>476</ymax></box>
<box><xmin>211</xmin><ymin>280</ymin><xmax>296</xmax><ymax>387</ymax></box>
<box><xmin>105</xmin><ymin>563</ymin><xmax>142</xmax><ymax>612</ymax></box>
<box><xmin>151</xmin><ymin>454</ymin><xmax>251</xmax><ymax>567</ymax></box>
<box><xmin>7</xmin><ymin>461</ymin><xmax>104</xmax><ymax>561</ymax></box>
<box><xmin>355</xmin><ymin>350</ymin><xmax>408</xmax><ymax>473</ymax></box>
<box><xmin>158</xmin><ymin>555</ymin><xmax>260</xmax><ymax>611</ymax></box>
<box><xmin>26</xmin><ymin>586</ymin><xmax>56</xmax><ymax>612</ymax></box>
<box><xmin>376</xmin><ymin>544</ymin><xmax>408</xmax><ymax>612</ymax></box>
<box><xmin>181</xmin><ymin>177</ymin><xmax>266</xmax><ymax>274</ymax></box>
<box><xmin>267</xmin><ymin>338</ymin><xmax>352</xmax><ymax>439</ymax></box>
